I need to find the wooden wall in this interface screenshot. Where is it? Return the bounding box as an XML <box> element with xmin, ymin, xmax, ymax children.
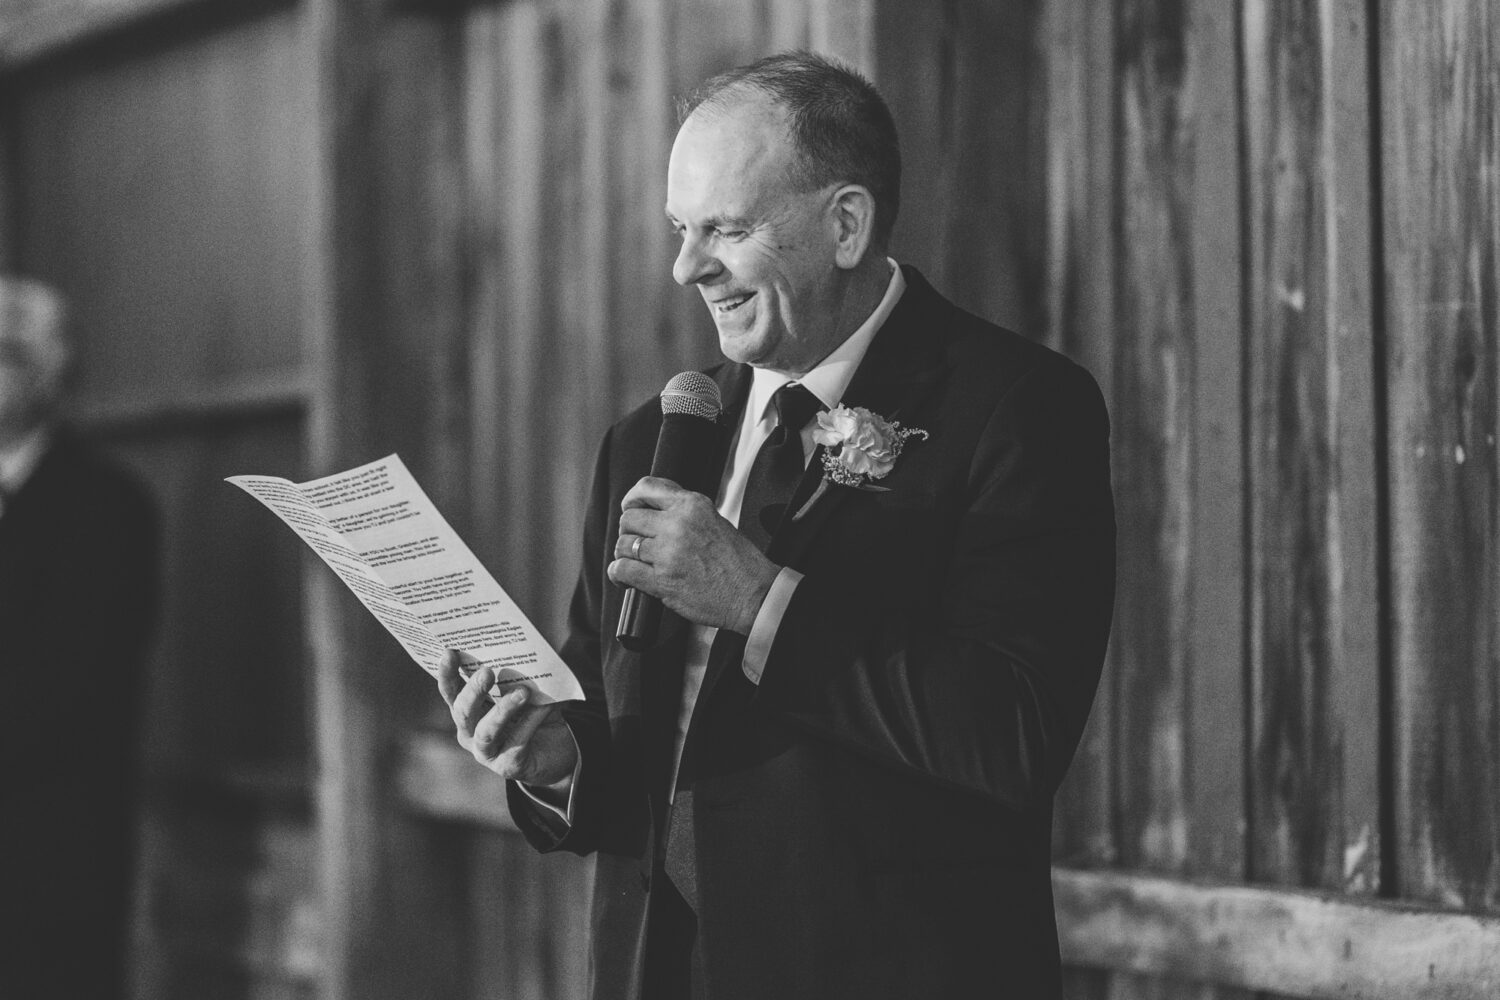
<box><xmin>1043</xmin><ymin>1</ymin><xmax>1500</xmax><ymax>997</ymax></box>
<box><xmin>1</xmin><ymin>0</ymin><xmax>1498</xmax><ymax>998</ymax></box>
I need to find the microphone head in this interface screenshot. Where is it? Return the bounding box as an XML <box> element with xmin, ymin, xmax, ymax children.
<box><xmin>660</xmin><ymin>371</ymin><xmax>722</xmax><ymax>420</ymax></box>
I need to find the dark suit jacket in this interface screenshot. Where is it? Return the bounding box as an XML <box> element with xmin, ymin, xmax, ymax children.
<box><xmin>0</xmin><ymin>433</ymin><xmax>159</xmax><ymax>997</ymax></box>
<box><xmin>509</xmin><ymin>267</ymin><xmax>1115</xmax><ymax>1000</ymax></box>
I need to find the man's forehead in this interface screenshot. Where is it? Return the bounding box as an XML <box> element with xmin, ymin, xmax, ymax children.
<box><xmin>677</xmin><ymin>90</ymin><xmax>790</xmax><ymax>154</ymax></box>
<box><xmin>667</xmin><ymin>94</ymin><xmax>800</xmax><ymax>211</ymax></box>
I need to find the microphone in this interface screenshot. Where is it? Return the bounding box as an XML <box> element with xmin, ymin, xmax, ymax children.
<box><xmin>616</xmin><ymin>371</ymin><xmax>724</xmax><ymax>651</ymax></box>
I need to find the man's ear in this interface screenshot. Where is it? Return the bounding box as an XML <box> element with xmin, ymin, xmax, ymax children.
<box><xmin>830</xmin><ymin>184</ymin><xmax>877</xmax><ymax>269</ymax></box>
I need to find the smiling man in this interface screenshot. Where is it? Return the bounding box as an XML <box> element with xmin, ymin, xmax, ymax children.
<box><xmin>437</xmin><ymin>52</ymin><xmax>1115</xmax><ymax>1000</ymax></box>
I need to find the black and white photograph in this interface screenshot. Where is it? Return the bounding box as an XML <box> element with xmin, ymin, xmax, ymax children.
<box><xmin>0</xmin><ymin>1</ymin><xmax>1494</xmax><ymax>998</ymax></box>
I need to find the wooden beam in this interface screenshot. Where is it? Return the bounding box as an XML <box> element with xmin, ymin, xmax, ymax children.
<box><xmin>0</xmin><ymin>0</ymin><xmax>277</xmax><ymax>69</ymax></box>
<box><xmin>1054</xmin><ymin>868</ymin><xmax>1500</xmax><ymax>1000</ymax></box>
<box><xmin>71</xmin><ymin>368</ymin><xmax>307</xmax><ymax>435</ymax></box>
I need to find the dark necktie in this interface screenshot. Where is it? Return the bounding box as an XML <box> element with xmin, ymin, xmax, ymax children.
<box><xmin>737</xmin><ymin>382</ymin><xmax>824</xmax><ymax>551</ymax></box>
<box><xmin>663</xmin><ymin>382</ymin><xmax>823</xmax><ymax>914</ymax></box>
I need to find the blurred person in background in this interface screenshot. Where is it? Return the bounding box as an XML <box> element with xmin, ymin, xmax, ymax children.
<box><xmin>0</xmin><ymin>275</ymin><xmax>159</xmax><ymax>999</ymax></box>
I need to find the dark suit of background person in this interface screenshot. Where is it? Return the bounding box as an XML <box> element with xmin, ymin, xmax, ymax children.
<box><xmin>0</xmin><ymin>276</ymin><xmax>159</xmax><ymax>999</ymax></box>
<box><xmin>439</xmin><ymin>54</ymin><xmax>1114</xmax><ymax>1000</ymax></box>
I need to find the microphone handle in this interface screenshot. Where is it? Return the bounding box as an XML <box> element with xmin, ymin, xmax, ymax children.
<box><xmin>616</xmin><ymin>411</ymin><xmax>724</xmax><ymax>651</ymax></box>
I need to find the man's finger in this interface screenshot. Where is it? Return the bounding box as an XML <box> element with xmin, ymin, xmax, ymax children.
<box><xmin>505</xmin><ymin>697</ymin><xmax>551</xmax><ymax>752</ymax></box>
<box><xmin>451</xmin><ymin>665</ymin><xmax>498</xmax><ymax>733</ymax></box>
<box><xmin>470</xmin><ymin>686</ymin><xmax>532</xmax><ymax>757</ymax></box>
<box><xmin>618</xmin><ymin>507</ymin><xmax>665</xmax><ymax>542</ymax></box>
<box><xmin>436</xmin><ymin>649</ymin><xmax>468</xmax><ymax>706</ymax></box>
<box><xmin>621</xmin><ymin>476</ymin><xmax>688</xmax><ymax>511</ymax></box>
<box><xmin>615</xmin><ymin>533</ymin><xmax>650</xmax><ymax>562</ymax></box>
<box><xmin>608</xmin><ymin>556</ymin><xmax>654</xmax><ymax>593</ymax></box>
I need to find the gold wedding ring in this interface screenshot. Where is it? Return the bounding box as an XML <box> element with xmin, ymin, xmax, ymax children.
<box><xmin>631</xmin><ymin>535</ymin><xmax>644</xmax><ymax>560</ymax></box>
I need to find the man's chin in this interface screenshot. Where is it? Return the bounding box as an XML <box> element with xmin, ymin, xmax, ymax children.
<box><xmin>715</xmin><ymin>328</ymin><xmax>766</xmax><ymax>367</ymax></box>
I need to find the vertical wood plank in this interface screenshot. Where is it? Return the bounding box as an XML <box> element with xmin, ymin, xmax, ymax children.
<box><xmin>467</xmin><ymin>0</ymin><xmax>546</xmax><ymax>622</ymax></box>
<box><xmin>874</xmin><ymin>0</ymin><xmax>1048</xmax><ymax>334</ymax></box>
<box><xmin>1111</xmin><ymin>0</ymin><xmax>1248</xmax><ymax>994</ymax></box>
<box><xmin>1242</xmin><ymin>0</ymin><xmax>1381</xmax><ymax>896</ymax></box>
<box><xmin>1324</xmin><ymin>0</ymin><xmax>1383</xmax><ymax>902</ymax></box>
<box><xmin>1384</xmin><ymin>0</ymin><xmax>1500</xmax><ymax>914</ymax></box>
<box><xmin>301</xmin><ymin>2</ymin><xmax>391</xmax><ymax>997</ymax></box>
<box><xmin>303</xmin><ymin>1</ymin><xmax>468</xmax><ymax>996</ymax></box>
<box><xmin>1183</xmin><ymin>0</ymin><xmax>1245</xmax><ymax>887</ymax></box>
<box><xmin>1111</xmin><ymin>0</ymin><xmax>1196</xmax><ymax>878</ymax></box>
<box><xmin>1046</xmin><ymin>0</ymin><xmax>1120</xmax><ymax>975</ymax></box>
<box><xmin>1044</xmin><ymin>0</ymin><xmax>1118</xmax><ymax>876</ymax></box>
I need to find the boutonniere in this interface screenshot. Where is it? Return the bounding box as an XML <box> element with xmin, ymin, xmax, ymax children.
<box><xmin>792</xmin><ymin>404</ymin><xmax>929</xmax><ymax>521</ymax></box>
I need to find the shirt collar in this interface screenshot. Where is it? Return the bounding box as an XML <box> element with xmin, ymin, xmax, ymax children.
<box><xmin>0</xmin><ymin>425</ymin><xmax>50</xmax><ymax>498</ymax></box>
<box><xmin>746</xmin><ymin>259</ymin><xmax>906</xmax><ymax>424</ymax></box>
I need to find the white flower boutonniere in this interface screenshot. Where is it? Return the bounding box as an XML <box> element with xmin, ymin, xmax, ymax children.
<box><xmin>792</xmin><ymin>404</ymin><xmax>929</xmax><ymax>521</ymax></box>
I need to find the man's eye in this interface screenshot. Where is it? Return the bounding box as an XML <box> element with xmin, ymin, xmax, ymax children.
<box><xmin>715</xmin><ymin>228</ymin><xmax>747</xmax><ymax>241</ymax></box>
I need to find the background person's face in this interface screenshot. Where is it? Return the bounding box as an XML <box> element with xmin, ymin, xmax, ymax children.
<box><xmin>666</xmin><ymin>96</ymin><xmax>843</xmax><ymax>375</ymax></box>
<box><xmin>0</xmin><ymin>287</ymin><xmax>63</xmax><ymax>443</ymax></box>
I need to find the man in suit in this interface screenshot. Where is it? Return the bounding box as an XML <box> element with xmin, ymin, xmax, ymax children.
<box><xmin>0</xmin><ymin>275</ymin><xmax>159</xmax><ymax>998</ymax></box>
<box><xmin>437</xmin><ymin>52</ymin><xmax>1114</xmax><ymax>999</ymax></box>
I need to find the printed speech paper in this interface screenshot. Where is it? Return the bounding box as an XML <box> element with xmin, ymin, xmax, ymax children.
<box><xmin>228</xmin><ymin>454</ymin><xmax>583</xmax><ymax>704</ymax></box>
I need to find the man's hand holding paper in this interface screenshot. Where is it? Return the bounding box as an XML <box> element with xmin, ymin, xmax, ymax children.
<box><xmin>435</xmin><ymin>650</ymin><xmax>578</xmax><ymax>789</ymax></box>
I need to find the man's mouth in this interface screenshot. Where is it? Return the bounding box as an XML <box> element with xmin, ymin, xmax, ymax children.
<box><xmin>713</xmin><ymin>292</ymin><xmax>754</xmax><ymax>315</ymax></box>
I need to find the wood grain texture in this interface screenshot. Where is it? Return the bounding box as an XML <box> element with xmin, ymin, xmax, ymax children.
<box><xmin>1110</xmin><ymin>1</ymin><xmax>1247</xmax><ymax>996</ymax></box>
<box><xmin>1242</xmin><ymin>0</ymin><xmax>1382</xmax><ymax>896</ymax></box>
<box><xmin>1055</xmin><ymin>868</ymin><xmax>1500</xmax><ymax>999</ymax></box>
<box><xmin>1043</xmin><ymin>0</ymin><xmax>1117</xmax><ymax>873</ymax></box>
<box><xmin>874</xmin><ymin>0</ymin><xmax>1048</xmax><ymax>335</ymax></box>
<box><xmin>1383</xmin><ymin>0</ymin><xmax>1500</xmax><ymax>914</ymax></box>
<box><xmin>1111</xmin><ymin>0</ymin><xmax>1197</xmax><ymax>880</ymax></box>
<box><xmin>1112</xmin><ymin>0</ymin><xmax>1247</xmax><ymax>880</ymax></box>
<box><xmin>1180</xmin><ymin>0</ymin><xmax>1244</xmax><ymax>886</ymax></box>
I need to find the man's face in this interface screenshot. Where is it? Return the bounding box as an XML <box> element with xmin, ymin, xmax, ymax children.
<box><xmin>665</xmin><ymin>95</ymin><xmax>843</xmax><ymax>375</ymax></box>
<box><xmin>0</xmin><ymin>283</ymin><xmax>65</xmax><ymax>442</ymax></box>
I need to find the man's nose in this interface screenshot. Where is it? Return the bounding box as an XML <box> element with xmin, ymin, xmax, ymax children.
<box><xmin>673</xmin><ymin>234</ymin><xmax>721</xmax><ymax>286</ymax></box>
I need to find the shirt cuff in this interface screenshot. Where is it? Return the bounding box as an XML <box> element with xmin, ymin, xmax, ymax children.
<box><xmin>515</xmin><ymin>722</ymin><xmax>582</xmax><ymax>828</ymax></box>
<box><xmin>742</xmin><ymin>566</ymin><xmax>804</xmax><ymax>684</ymax></box>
